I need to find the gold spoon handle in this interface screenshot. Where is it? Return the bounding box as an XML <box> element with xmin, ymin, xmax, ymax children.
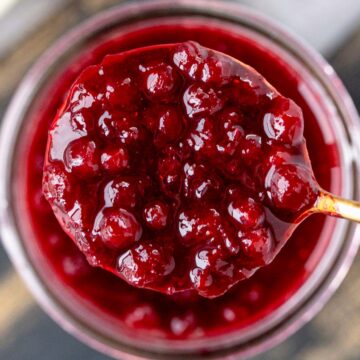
<box><xmin>314</xmin><ymin>190</ymin><xmax>360</xmax><ymax>223</ymax></box>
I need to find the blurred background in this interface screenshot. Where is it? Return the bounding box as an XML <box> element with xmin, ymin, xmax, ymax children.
<box><xmin>1</xmin><ymin>0</ymin><xmax>360</xmax><ymax>359</ymax></box>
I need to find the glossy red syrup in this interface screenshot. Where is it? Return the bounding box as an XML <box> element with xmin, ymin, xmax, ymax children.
<box><xmin>43</xmin><ymin>42</ymin><xmax>318</xmax><ymax>298</ymax></box>
<box><xmin>20</xmin><ymin>20</ymin><xmax>339</xmax><ymax>339</ymax></box>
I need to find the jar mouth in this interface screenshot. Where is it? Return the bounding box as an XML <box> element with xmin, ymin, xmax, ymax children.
<box><xmin>1</xmin><ymin>1</ymin><xmax>360</xmax><ymax>359</ymax></box>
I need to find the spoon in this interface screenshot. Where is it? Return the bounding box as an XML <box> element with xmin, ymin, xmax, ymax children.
<box><xmin>43</xmin><ymin>41</ymin><xmax>360</xmax><ymax>298</ymax></box>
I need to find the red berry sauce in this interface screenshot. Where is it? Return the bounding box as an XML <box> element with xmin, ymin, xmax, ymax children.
<box><xmin>43</xmin><ymin>42</ymin><xmax>319</xmax><ymax>298</ymax></box>
<box><xmin>19</xmin><ymin>20</ymin><xmax>339</xmax><ymax>339</ymax></box>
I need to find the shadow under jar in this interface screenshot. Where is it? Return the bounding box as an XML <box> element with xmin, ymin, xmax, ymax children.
<box><xmin>1</xmin><ymin>1</ymin><xmax>360</xmax><ymax>359</ymax></box>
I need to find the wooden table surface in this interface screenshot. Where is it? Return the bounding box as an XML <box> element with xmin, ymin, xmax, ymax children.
<box><xmin>1</xmin><ymin>1</ymin><xmax>360</xmax><ymax>359</ymax></box>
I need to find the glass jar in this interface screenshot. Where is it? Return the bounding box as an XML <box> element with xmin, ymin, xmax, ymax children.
<box><xmin>1</xmin><ymin>1</ymin><xmax>360</xmax><ymax>359</ymax></box>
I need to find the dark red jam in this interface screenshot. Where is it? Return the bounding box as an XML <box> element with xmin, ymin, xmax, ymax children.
<box><xmin>43</xmin><ymin>42</ymin><xmax>318</xmax><ymax>298</ymax></box>
<box><xmin>19</xmin><ymin>19</ymin><xmax>339</xmax><ymax>339</ymax></box>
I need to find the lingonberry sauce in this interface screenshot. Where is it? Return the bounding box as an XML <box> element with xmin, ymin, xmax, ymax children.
<box><xmin>21</xmin><ymin>20</ymin><xmax>339</xmax><ymax>339</ymax></box>
<box><xmin>43</xmin><ymin>42</ymin><xmax>318</xmax><ymax>298</ymax></box>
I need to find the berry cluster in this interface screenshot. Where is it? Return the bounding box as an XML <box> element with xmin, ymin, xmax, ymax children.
<box><xmin>43</xmin><ymin>42</ymin><xmax>318</xmax><ymax>297</ymax></box>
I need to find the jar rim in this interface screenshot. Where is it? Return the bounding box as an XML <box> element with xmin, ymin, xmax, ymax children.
<box><xmin>1</xmin><ymin>1</ymin><xmax>360</xmax><ymax>359</ymax></box>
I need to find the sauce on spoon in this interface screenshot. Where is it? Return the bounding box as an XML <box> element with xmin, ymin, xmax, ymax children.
<box><xmin>43</xmin><ymin>42</ymin><xmax>321</xmax><ymax>298</ymax></box>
